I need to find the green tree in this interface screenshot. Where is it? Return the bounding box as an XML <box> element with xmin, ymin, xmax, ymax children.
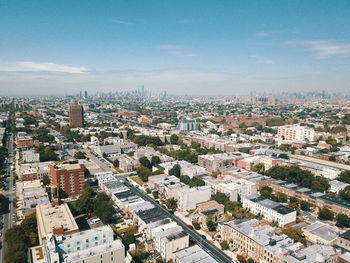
<box><xmin>192</xmin><ymin>221</ymin><xmax>201</xmax><ymax>230</ymax></box>
<box><xmin>188</xmin><ymin>176</ymin><xmax>205</xmax><ymax>188</ymax></box>
<box><xmin>281</xmin><ymin>227</ymin><xmax>307</xmax><ymax>245</ymax></box>
<box><xmin>338</xmin><ymin>171</ymin><xmax>350</xmax><ymax>184</ymax></box>
<box><xmin>136</xmin><ymin>166</ymin><xmax>152</xmax><ymax>182</ymax></box>
<box><xmin>0</xmin><ymin>194</ymin><xmax>9</xmax><ymax>214</ymax></box>
<box><xmin>165</xmin><ymin>198</ymin><xmax>177</xmax><ymax>210</ymax></box>
<box><xmin>139</xmin><ymin>156</ymin><xmax>152</xmax><ymax>169</ymax></box>
<box><xmin>237</xmin><ymin>255</ymin><xmax>247</xmax><ymax>263</ymax></box>
<box><xmin>211</xmin><ymin>192</ymin><xmax>229</xmax><ymax>205</ymax></box>
<box><xmin>318</xmin><ymin>207</ymin><xmax>334</xmax><ymax>221</ymax></box>
<box><xmin>206</xmin><ymin>219</ymin><xmax>216</xmax><ymax>231</ymax></box>
<box><xmin>224</xmin><ymin>201</ymin><xmax>242</xmax><ymax>212</ymax></box>
<box><xmin>112</xmin><ymin>159</ymin><xmax>120</xmax><ymax>168</ymax></box>
<box><xmin>300</xmin><ymin>201</ymin><xmax>311</xmax><ymax>211</ymax></box>
<box><xmin>151</xmin><ymin>155</ymin><xmax>161</xmax><ymax>167</ymax></box>
<box><xmin>220</xmin><ymin>240</ymin><xmax>229</xmax><ymax>250</ymax></box>
<box><xmin>170</xmin><ymin>134</ymin><xmax>179</xmax><ymax>144</ymax></box>
<box><xmin>251</xmin><ymin>163</ymin><xmax>265</xmax><ymax>174</ymax></box>
<box><xmin>336</xmin><ymin>214</ymin><xmax>350</xmax><ymax>228</ymax></box>
<box><xmin>74</xmin><ymin>151</ymin><xmax>86</xmax><ymax>159</ymax></box>
<box><xmin>169</xmin><ymin>164</ymin><xmax>181</xmax><ymax>177</ymax></box>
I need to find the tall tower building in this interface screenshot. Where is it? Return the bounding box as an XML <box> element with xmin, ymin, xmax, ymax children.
<box><xmin>50</xmin><ymin>163</ymin><xmax>85</xmax><ymax>200</ymax></box>
<box><xmin>69</xmin><ymin>100</ymin><xmax>84</xmax><ymax>127</ymax></box>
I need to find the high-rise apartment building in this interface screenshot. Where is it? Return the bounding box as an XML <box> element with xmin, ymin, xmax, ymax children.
<box><xmin>50</xmin><ymin>163</ymin><xmax>85</xmax><ymax>199</ymax></box>
<box><xmin>69</xmin><ymin>100</ymin><xmax>84</xmax><ymax>127</ymax></box>
<box><xmin>277</xmin><ymin>124</ymin><xmax>315</xmax><ymax>141</ymax></box>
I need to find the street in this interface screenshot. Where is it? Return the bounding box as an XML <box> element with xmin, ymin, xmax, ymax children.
<box><xmin>0</xmin><ymin>132</ymin><xmax>15</xmax><ymax>263</ymax></box>
<box><xmin>124</xmin><ymin>180</ymin><xmax>233</xmax><ymax>263</ymax></box>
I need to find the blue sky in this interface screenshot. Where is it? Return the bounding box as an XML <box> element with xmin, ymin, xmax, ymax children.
<box><xmin>0</xmin><ymin>0</ymin><xmax>350</xmax><ymax>95</ymax></box>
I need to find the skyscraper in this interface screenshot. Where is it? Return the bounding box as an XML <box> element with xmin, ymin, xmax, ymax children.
<box><xmin>69</xmin><ymin>100</ymin><xmax>84</xmax><ymax>127</ymax></box>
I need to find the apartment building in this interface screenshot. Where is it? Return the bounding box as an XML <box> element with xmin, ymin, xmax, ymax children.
<box><xmin>242</xmin><ymin>194</ymin><xmax>296</xmax><ymax>227</ymax></box>
<box><xmin>36</xmin><ymin>203</ymin><xmax>79</xmax><ymax>244</ymax></box>
<box><xmin>173</xmin><ymin>245</ymin><xmax>217</xmax><ymax>263</ymax></box>
<box><xmin>277</xmin><ymin>124</ymin><xmax>315</xmax><ymax>141</ymax></box>
<box><xmin>18</xmin><ymin>161</ymin><xmax>51</xmax><ymax>181</ymax></box>
<box><xmin>16</xmin><ymin>180</ymin><xmax>49</xmax><ymax>217</ymax></box>
<box><xmin>220</xmin><ymin>219</ymin><xmax>296</xmax><ymax>263</ymax></box>
<box><xmin>271</xmin><ymin>180</ymin><xmax>350</xmax><ymax>216</ymax></box>
<box><xmin>286</xmin><ymin>244</ymin><xmax>341</xmax><ymax>263</ymax></box>
<box><xmin>21</xmin><ymin>149</ymin><xmax>40</xmax><ymax>163</ymax></box>
<box><xmin>198</xmin><ymin>153</ymin><xmax>241</xmax><ymax>173</ymax></box>
<box><xmin>206</xmin><ymin>177</ymin><xmax>257</xmax><ymax>201</ymax></box>
<box><xmin>50</xmin><ymin>163</ymin><xmax>85</xmax><ymax>198</ymax></box>
<box><xmin>191</xmin><ymin>200</ymin><xmax>224</xmax><ymax>229</ymax></box>
<box><xmin>302</xmin><ymin>221</ymin><xmax>338</xmax><ymax>246</ymax></box>
<box><xmin>29</xmin><ymin>226</ymin><xmax>125</xmax><ymax>263</ymax></box>
<box><xmin>177</xmin><ymin>185</ymin><xmax>211</xmax><ymax>212</ymax></box>
<box><xmin>153</xmin><ymin>225</ymin><xmax>189</xmax><ymax>262</ymax></box>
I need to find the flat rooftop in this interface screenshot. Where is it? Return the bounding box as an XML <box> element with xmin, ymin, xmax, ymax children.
<box><xmin>36</xmin><ymin>203</ymin><xmax>79</xmax><ymax>238</ymax></box>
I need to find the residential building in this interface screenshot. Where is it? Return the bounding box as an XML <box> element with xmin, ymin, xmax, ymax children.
<box><xmin>271</xmin><ymin>180</ymin><xmax>350</xmax><ymax>216</ymax></box>
<box><xmin>177</xmin><ymin>186</ymin><xmax>211</xmax><ymax>212</ymax></box>
<box><xmin>69</xmin><ymin>100</ymin><xmax>84</xmax><ymax>127</ymax></box>
<box><xmin>337</xmin><ymin>230</ymin><xmax>350</xmax><ymax>252</ymax></box>
<box><xmin>286</xmin><ymin>244</ymin><xmax>341</xmax><ymax>263</ymax></box>
<box><xmin>29</xmin><ymin>226</ymin><xmax>125</xmax><ymax>263</ymax></box>
<box><xmin>36</xmin><ymin>203</ymin><xmax>79</xmax><ymax>244</ymax></box>
<box><xmin>242</xmin><ymin>194</ymin><xmax>296</xmax><ymax>227</ymax></box>
<box><xmin>173</xmin><ymin>245</ymin><xmax>217</xmax><ymax>263</ymax></box>
<box><xmin>16</xmin><ymin>180</ymin><xmax>49</xmax><ymax>217</ymax></box>
<box><xmin>153</xmin><ymin>225</ymin><xmax>189</xmax><ymax>261</ymax></box>
<box><xmin>177</xmin><ymin>117</ymin><xmax>199</xmax><ymax>131</ymax></box>
<box><xmin>220</xmin><ymin>219</ymin><xmax>297</xmax><ymax>263</ymax></box>
<box><xmin>50</xmin><ymin>163</ymin><xmax>85</xmax><ymax>199</ymax></box>
<box><xmin>277</xmin><ymin>124</ymin><xmax>315</xmax><ymax>141</ymax></box>
<box><xmin>302</xmin><ymin>221</ymin><xmax>338</xmax><ymax>245</ymax></box>
<box><xmin>191</xmin><ymin>200</ymin><xmax>224</xmax><ymax>229</ymax></box>
<box><xmin>21</xmin><ymin>149</ymin><xmax>40</xmax><ymax>163</ymax></box>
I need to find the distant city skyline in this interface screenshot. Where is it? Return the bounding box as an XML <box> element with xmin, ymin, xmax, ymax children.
<box><xmin>1</xmin><ymin>0</ymin><xmax>350</xmax><ymax>95</ymax></box>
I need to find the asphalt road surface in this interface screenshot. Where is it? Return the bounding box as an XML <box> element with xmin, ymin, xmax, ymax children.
<box><xmin>0</xmin><ymin>133</ymin><xmax>15</xmax><ymax>262</ymax></box>
<box><xmin>124</xmin><ymin>180</ymin><xmax>233</xmax><ymax>263</ymax></box>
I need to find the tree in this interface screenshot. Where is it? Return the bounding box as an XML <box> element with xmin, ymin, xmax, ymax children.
<box><xmin>188</xmin><ymin>176</ymin><xmax>205</xmax><ymax>188</ymax></box>
<box><xmin>152</xmin><ymin>191</ymin><xmax>159</xmax><ymax>199</ymax></box>
<box><xmin>211</xmin><ymin>192</ymin><xmax>229</xmax><ymax>205</ymax></box>
<box><xmin>136</xmin><ymin>166</ymin><xmax>152</xmax><ymax>182</ymax></box>
<box><xmin>237</xmin><ymin>255</ymin><xmax>247</xmax><ymax>263</ymax></box>
<box><xmin>220</xmin><ymin>240</ymin><xmax>229</xmax><ymax>250</ymax></box>
<box><xmin>139</xmin><ymin>156</ymin><xmax>152</xmax><ymax>169</ymax></box>
<box><xmin>336</xmin><ymin>214</ymin><xmax>350</xmax><ymax>228</ymax></box>
<box><xmin>206</xmin><ymin>219</ymin><xmax>216</xmax><ymax>231</ymax></box>
<box><xmin>151</xmin><ymin>155</ymin><xmax>161</xmax><ymax>167</ymax></box>
<box><xmin>192</xmin><ymin>221</ymin><xmax>201</xmax><ymax>230</ymax></box>
<box><xmin>337</xmin><ymin>170</ymin><xmax>350</xmax><ymax>184</ymax></box>
<box><xmin>0</xmin><ymin>194</ymin><xmax>9</xmax><ymax>214</ymax></box>
<box><xmin>112</xmin><ymin>159</ymin><xmax>120</xmax><ymax>168</ymax></box>
<box><xmin>281</xmin><ymin>227</ymin><xmax>306</xmax><ymax>245</ymax></box>
<box><xmin>74</xmin><ymin>151</ymin><xmax>86</xmax><ymax>159</ymax></box>
<box><xmin>276</xmin><ymin>192</ymin><xmax>288</xmax><ymax>203</ymax></box>
<box><xmin>169</xmin><ymin>164</ymin><xmax>181</xmax><ymax>177</ymax></box>
<box><xmin>318</xmin><ymin>207</ymin><xmax>334</xmax><ymax>221</ymax></box>
<box><xmin>247</xmin><ymin>259</ymin><xmax>255</xmax><ymax>263</ymax></box>
<box><xmin>5</xmin><ymin>212</ymin><xmax>38</xmax><ymax>263</ymax></box>
<box><xmin>165</xmin><ymin>198</ymin><xmax>177</xmax><ymax>210</ymax></box>
<box><xmin>170</xmin><ymin>134</ymin><xmax>179</xmax><ymax>145</ymax></box>
<box><xmin>224</xmin><ymin>201</ymin><xmax>241</xmax><ymax>212</ymax></box>
<box><xmin>300</xmin><ymin>201</ymin><xmax>311</xmax><ymax>211</ymax></box>
<box><xmin>251</xmin><ymin>163</ymin><xmax>265</xmax><ymax>174</ymax></box>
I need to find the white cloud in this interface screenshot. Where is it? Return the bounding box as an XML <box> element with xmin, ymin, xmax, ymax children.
<box><xmin>286</xmin><ymin>40</ymin><xmax>350</xmax><ymax>58</ymax></box>
<box><xmin>157</xmin><ymin>45</ymin><xmax>198</xmax><ymax>57</ymax></box>
<box><xmin>111</xmin><ymin>19</ymin><xmax>133</xmax><ymax>25</ymax></box>
<box><xmin>0</xmin><ymin>61</ymin><xmax>88</xmax><ymax>73</ymax></box>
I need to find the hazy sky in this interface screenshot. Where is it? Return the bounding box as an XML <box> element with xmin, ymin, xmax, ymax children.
<box><xmin>1</xmin><ymin>0</ymin><xmax>350</xmax><ymax>96</ymax></box>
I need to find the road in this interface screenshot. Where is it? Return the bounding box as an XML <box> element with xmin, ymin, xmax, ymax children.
<box><xmin>0</xmin><ymin>132</ymin><xmax>15</xmax><ymax>262</ymax></box>
<box><xmin>123</xmin><ymin>180</ymin><xmax>233</xmax><ymax>263</ymax></box>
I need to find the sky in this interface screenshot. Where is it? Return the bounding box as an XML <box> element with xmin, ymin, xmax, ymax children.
<box><xmin>0</xmin><ymin>0</ymin><xmax>350</xmax><ymax>96</ymax></box>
